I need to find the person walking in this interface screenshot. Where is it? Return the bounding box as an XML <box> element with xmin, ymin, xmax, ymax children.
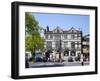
<box><xmin>81</xmin><ymin>54</ymin><xmax>84</xmax><ymax>66</ymax></box>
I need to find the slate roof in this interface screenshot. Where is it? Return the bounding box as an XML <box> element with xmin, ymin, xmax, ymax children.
<box><xmin>44</xmin><ymin>27</ymin><xmax>82</xmax><ymax>34</ymax></box>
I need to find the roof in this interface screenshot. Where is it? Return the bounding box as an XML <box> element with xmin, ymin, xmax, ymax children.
<box><xmin>44</xmin><ymin>27</ymin><xmax>82</xmax><ymax>34</ymax></box>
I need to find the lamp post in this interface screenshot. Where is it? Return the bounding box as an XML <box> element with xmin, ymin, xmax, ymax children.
<box><xmin>59</xmin><ymin>39</ymin><xmax>62</xmax><ymax>62</ymax></box>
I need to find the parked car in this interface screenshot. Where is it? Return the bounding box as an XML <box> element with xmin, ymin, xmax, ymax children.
<box><xmin>68</xmin><ymin>57</ymin><xmax>73</xmax><ymax>62</ymax></box>
<box><xmin>75</xmin><ymin>56</ymin><xmax>80</xmax><ymax>61</ymax></box>
<box><xmin>35</xmin><ymin>52</ymin><xmax>43</xmax><ymax>62</ymax></box>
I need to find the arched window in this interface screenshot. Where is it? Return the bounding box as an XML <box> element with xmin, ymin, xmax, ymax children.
<box><xmin>64</xmin><ymin>50</ymin><xmax>69</xmax><ymax>56</ymax></box>
<box><xmin>71</xmin><ymin>51</ymin><xmax>76</xmax><ymax>56</ymax></box>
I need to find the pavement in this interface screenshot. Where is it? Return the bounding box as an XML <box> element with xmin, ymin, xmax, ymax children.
<box><xmin>29</xmin><ymin>61</ymin><xmax>89</xmax><ymax>68</ymax></box>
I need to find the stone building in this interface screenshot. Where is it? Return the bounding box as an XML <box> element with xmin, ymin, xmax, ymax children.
<box><xmin>44</xmin><ymin>26</ymin><xmax>82</xmax><ymax>59</ymax></box>
<box><xmin>82</xmin><ymin>34</ymin><xmax>89</xmax><ymax>61</ymax></box>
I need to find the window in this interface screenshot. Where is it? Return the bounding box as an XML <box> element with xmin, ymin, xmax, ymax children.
<box><xmin>71</xmin><ymin>42</ymin><xmax>75</xmax><ymax>49</ymax></box>
<box><xmin>71</xmin><ymin>34</ymin><xmax>75</xmax><ymax>39</ymax></box>
<box><xmin>77</xmin><ymin>42</ymin><xmax>81</xmax><ymax>48</ymax></box>
<box><xmin>70</xmin><ymin>51</ymin><xmax>76</xmax><ymax>56</ymax></box>
<box><xmin>64</xmin><ymin>34</ymin><xmax>67</xmax><ymax>39</ymax></box>
<box><xmin>46</xmin><ymin>41</ymin><xmax>52</xmax><ymax>49</ymax></box>
<box><xmin>77</xmin><ymin>34</ymin><xmax>81</xmax><ymax>37</ymax></box>
<box><xmin>64</xmin><ymin>42</ymin><xmax>68</xmax><ymax>48</ymax></box>
<box><xmin>67</xmin><ymin>35</ymin><xmax>71</xmax><ymax>39</ymax></box>
<box><xmin>55</xmin><ymin>34</ymin><xmax>61</xmax><ymax>39</ymax></box>
<box><xmin>50</xmin><ymin>35</ymin><xmax>53</xmax><ymax>39</ymax></box>
<box><xmin>55</xmin><ymin>40</ymin><xmax>62</xmax><ymax>50</ymax></box>
<box><xmin>75</xmin><ymin>34</ymin><xmax>77</xmax><ymax>38</ymax></box>
<box><xmin>64</xmin><ymin>50</ymin><xmax>69</xmax><ymax>56</ymax></box>
<box><xmin>45</xmin><ymin>35</ymin><xmax>48</xmax><ymax>39</ymax></box>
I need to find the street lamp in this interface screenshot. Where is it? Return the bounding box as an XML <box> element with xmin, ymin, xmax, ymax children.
<box><xmin>59</xmin><ymin>39</ymin><xmax>62</xmax><ymax>62</ymax></box>
<box><xmin>59</xmin><ymin>39</ymin><xmax>62</xmax><ymax>53</ymax></box>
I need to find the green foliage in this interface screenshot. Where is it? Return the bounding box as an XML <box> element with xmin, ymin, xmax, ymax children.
<box><xmin>25</xmin><ymin>12</ymin><xmax>39</xmax><ymax>35</ymax></box>
<box><xmin>25</xmin><ymin>12</ymin><xmax>44</xmax><ymax>53</ymax></box>
<box><xmin>25</xmin><ymin>35</ymin><xmax>33</xmax><ymax>51</ymax></box>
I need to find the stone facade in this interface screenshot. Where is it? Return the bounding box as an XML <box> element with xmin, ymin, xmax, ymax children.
<box><xmin>44</xmin><ymin>26</ymin><xmax>82</xmax><ymax>58</ymax></box>
<box><xmin>82</xmin><ymin>34</ymin><xmax>89</xmax><ymax>61</ymax></box>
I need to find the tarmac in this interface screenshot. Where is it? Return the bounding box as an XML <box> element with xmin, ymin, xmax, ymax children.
<box><xmin>29</xmin><ymin>61</ymin><xmax>89</xmax><ymax>68</ymax></box>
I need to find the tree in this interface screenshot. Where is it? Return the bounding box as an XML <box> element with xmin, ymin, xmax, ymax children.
<box><xmin>25</xmin><ymin>12</ymin><xmax>44</xmax><ymax>53</ymax></box>
<box><xmin>25</xmin><ymin>35</ymin><xmax>34</xmax><ymax>52</ymax></box>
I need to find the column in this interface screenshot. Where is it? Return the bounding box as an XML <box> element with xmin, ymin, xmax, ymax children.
<box><xmin>75</xmin><ymin>51</ymin><xmax>78</xmax><ymax>56</ymax></box>
<box><xmin>62</xmin><ymin>41</ymin><xmax>64</xmax><ymax>50</ymax></box>
<box><xmin>52</xmin><ymin>41</ymin><xmax>55</xmax><ymax>50</ymax></box>
<box><xmin>69</xmin><ymin>51</ymin><xmax>71</xmax><ymax>56</ymax></box>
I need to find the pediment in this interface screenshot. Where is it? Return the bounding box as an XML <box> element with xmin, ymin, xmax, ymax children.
<box><xmin>67</xmin><ymin>27</ymin><xmax>80</xmax><ymax>33</ymax></box>
<box><xmin>53</xmin><ymin>27</ymin><xmax>63</xmax><ymax>33</ymax></box>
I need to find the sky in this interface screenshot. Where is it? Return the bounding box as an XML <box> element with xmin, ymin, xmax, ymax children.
<box><xmin>32</xmin><ymin>13</ymin><xmax>89</xmax><ymax>36</ymax></box>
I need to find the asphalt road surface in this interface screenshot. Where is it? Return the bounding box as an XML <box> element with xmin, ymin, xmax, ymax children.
<box><xmin>29</xmin><ymin>62</ymin><xmax>89</xmax><ymax>68</ymax></box>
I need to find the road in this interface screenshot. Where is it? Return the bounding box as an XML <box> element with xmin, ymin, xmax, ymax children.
<box><xmin>29</xmin><ymin>61</ymin><xmax>89</xmax><ymax>68</ymax></box>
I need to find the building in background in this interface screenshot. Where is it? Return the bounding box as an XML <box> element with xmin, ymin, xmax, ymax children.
<box><xmin>44</xmin><ymin>26</ymin><xmax>82</xmax><ymax>60</ymax></box>
<box><xmin>82</xmin><ymin>34</ymin><xmax>89</xmax><ymax>61</ymax></box>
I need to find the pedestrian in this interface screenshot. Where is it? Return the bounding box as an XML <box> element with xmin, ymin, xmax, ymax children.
<box><xmin>81</xmin><ymin>54</ymin><xmax>84</xmax><ymax>66</ymax></box>
<box><xmin>59</xmin><ymin>52</ymin><xmax>62</xmax><ymax>62</ymax></box>
<box><xmin>45</xmin><ymin>51</ymin><xmax>50</xmax><ymax>62</ymax></box>
<box><xmin>81</xmin><ymin>61</ymin><xmax>84</xmax><ymax>66</ymax></box>
<box><xmin>50</xmin><ymin>52</ymin><xmax>53</xmax><ymax>62</ymax></box>
<box><xmin>52</xmin><ymin>51</ymin><xmax>56</xmax><ymax>62</ymax></box>
<box><xmin>25</xmin><ymin>59</ymin><xmax>29</xmax><ymax>68</ymax></box>
<box><xmin>25</xmin><ymin>53</ymin><xmax>29</xmax><ymax>68</ymax></box>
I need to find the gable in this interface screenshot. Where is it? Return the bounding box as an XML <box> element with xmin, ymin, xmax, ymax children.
<box><xmin>67</xmin><ymin>27</ymin><xmax>80</xmax><ymax>33</ymax></box>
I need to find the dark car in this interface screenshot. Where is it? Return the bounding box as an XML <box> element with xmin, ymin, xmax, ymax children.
<box><xmin>68</xmin><ymin>57</ymin><xmax>74</xmax><ymax>62</ymax></box>
<box><xmin>75</xmin><ymin>56</ymin><xmax>80</xmax><ymax>61</ymax></box>
<box><xmin>35</xmin><ymin>52</ymin><xmax>43</xmax><ymax>62</ymax></box>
